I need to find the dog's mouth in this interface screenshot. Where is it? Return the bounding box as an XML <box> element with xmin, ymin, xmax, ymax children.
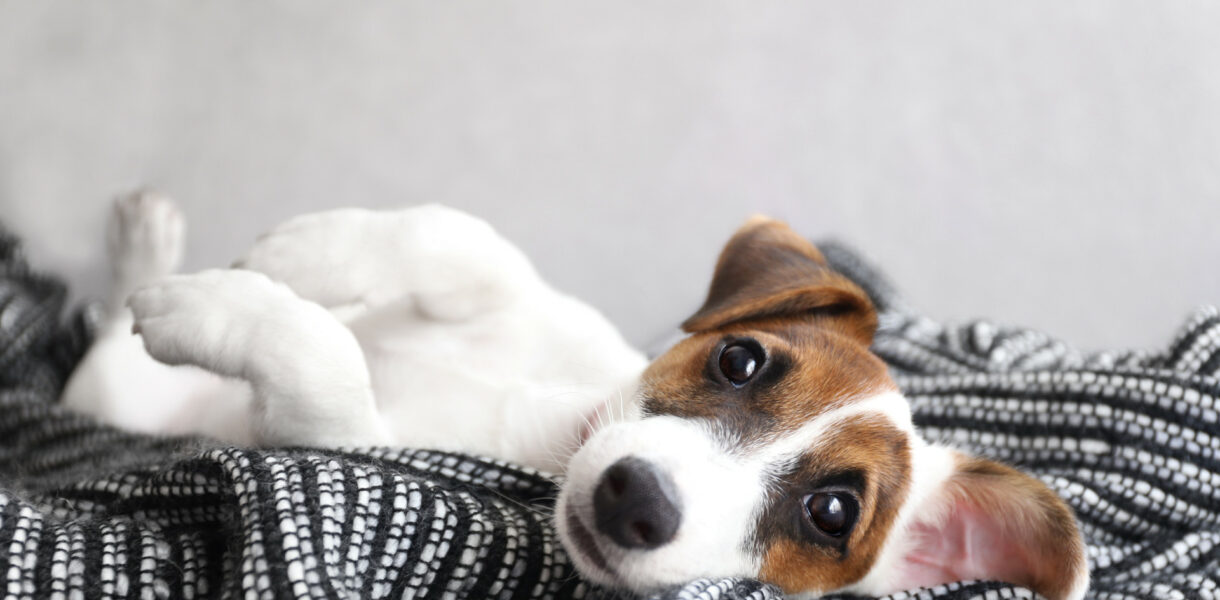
<box><xmin>563</xmin><ymin>504</ymin><xmax>617</xmax><ymax>582</ymax></box>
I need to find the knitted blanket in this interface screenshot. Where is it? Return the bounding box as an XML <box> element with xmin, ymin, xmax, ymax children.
<box><xmin>1</xmin><ymin>229</ymin><xmax>1217</xmax><ymax>600</ymax></box>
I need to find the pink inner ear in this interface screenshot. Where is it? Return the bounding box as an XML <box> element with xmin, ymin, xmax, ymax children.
<box><xmin>899</xmin><ymin>497</ymin><xmax>1036</xmax><ymax>590</ymax></box>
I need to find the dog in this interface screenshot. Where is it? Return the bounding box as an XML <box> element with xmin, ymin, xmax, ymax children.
<box><xmin>62</xmin><ymin>193</ymin><xmax>1088</xmax><ymax>599</ymax></box>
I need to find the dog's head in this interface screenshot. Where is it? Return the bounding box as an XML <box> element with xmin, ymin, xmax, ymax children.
<box><xmin>556</xmin><ymin>217</ymin><xmax>1088</xmax><ymax>599</ymax></box>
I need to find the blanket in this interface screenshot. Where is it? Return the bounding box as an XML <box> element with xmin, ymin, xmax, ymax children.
<box><xmin>1</xmin><ymin>228</ymin><xmax>1217</xmax><ymax>600</ymax></box>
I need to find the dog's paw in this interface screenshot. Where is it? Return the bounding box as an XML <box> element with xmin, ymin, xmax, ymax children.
<box><xmin>129</xmin><ymin>269</ymin><xmax>387</xmax><ymax>448</ymax></box>
<box><xmin>108</xmin><ymin>190</ymin><xmax>185</xmax><ymax>286</ymax></box>
<box><xmin>237</xmin><ymin>204</ymin><xmax>539</xmax><ymax>319</ymax></box>
<box><xmin>128</xmin><ymin>269</ymin><xmax>310</xmax><ymax>380</ymax></box>
<box><xmin>236</xmin><ymin>208</ymin><xmax>384</xmax><ymax>309</ymax></box>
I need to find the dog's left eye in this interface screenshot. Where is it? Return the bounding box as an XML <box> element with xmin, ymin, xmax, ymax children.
<box><xmin>718</xmin><ymin>341</ymin><xmax>763</xmax><ymax>385</ymax></box>
<box><xmin>804</xmin><ymin>492</ymin><xmax>857</xmax><ymax>537</ymax></box>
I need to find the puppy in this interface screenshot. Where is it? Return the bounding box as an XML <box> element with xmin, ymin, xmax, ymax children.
<box><xmin>62</xmin><ymin>194</ymin><xmax>1088</xmax><ymax>599</ymax></box>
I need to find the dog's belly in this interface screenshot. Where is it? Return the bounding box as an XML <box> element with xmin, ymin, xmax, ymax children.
<box><xmin>369</xmin><ymin>357</ymin><xmax>598</xmax><ymax>471</ymax></box>
<box><xmin>353</xmin><ymin>294</ymin><xmax>646</xmax><ymax>472</ymax></box>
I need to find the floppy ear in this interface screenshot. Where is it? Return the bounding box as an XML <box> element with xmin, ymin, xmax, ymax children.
<box><xmin>898</xmin><ymin>451</ymin><xmax>1089</xmax><ymax>600</ymax></box>
<box><xmin>682</xmin><ymin>216</ymin><xmax>877</xmax><ymax>344</ymax></box>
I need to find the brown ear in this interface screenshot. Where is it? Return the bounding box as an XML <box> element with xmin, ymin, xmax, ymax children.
<box><xmin>897</xmin><ymin>452</ymin><xmax>1090</xmax><ymax>600</ymax></box>
<box><xmin>682</xmin><ymin>216</ymin><xmax>877</xmax><ymax>344</ymax></box>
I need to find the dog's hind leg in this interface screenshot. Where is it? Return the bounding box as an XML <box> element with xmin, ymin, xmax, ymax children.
<box><xmin>60</xmin><ymin>192</ymin><xmax>202</xmax><ymax>432</ymax></box>
<box><xmin>128</xmin><ymin>269</ymin><xmax>392</xmax><ymax>447</ymax></box>
<box><xmin>103</xmin><ymin>191</ymin><xmax>185</xmax><ymax>321</ymax></box>
<box><xmin>235</xmin><ymin>204</ymin><xmax>542</xmax><ymax>324</ymax></box>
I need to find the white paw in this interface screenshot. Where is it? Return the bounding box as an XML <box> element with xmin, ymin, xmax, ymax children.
<box><xmin>127</xmin><ymin>269</ymin><xmax>311</xmax><ymax>380</ymax></box>
<box><xmin>236</xmin><ymin>208</ymin><xmax>384</xmax><ymax>309</ymax></box>
<box><xmin>108</xmin><ymin>190</ymin><xmax>185</xmax><ymax>285</ymax></box>
<box><xmin>128</xmin><ymin>269</ymin><xmax>387</xmax><ymax>449</ymax></box>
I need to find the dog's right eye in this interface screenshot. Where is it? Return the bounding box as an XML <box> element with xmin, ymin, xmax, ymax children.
<box><xmin>803</xmin><ymin>491</ymin><xmax>858</xmax><ymax>538</ymax></box>
<box><xmin>718</xmin><ymin>340</ymin><xmax>764</xmax><ymax>385</ymax></box>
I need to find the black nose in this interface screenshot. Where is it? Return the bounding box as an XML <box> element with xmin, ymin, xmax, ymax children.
<box><xmin>592</xmin><ymin>457</ymin><xmax>682</xmax><ymax>549</ymax></box>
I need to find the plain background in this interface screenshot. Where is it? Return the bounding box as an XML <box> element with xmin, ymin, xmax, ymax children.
<box><xmin>1</xmin><ymin>1</ymin><xmax>1217</xmax><ymax>352</ymax></box>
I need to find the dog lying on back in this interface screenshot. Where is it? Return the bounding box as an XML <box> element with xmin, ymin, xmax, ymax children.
<box><xmin>63</xmin><ymin>193</ymin><xmax>1088</xmax><ymax>599</ymax></box>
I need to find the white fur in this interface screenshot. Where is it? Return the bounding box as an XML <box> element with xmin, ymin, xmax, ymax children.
<box><xmin>62</xmin><ymin>192</ymin><xmax>252</xmax><ymax>440</ymax></box>
<box><xmin>755</xmin><ymin>391</ymin><xmax>913</xmax><ymax>465</ymax></box>
<box><xmin>63</xmin><ymin>196</ymin><xmax>647</xmax><ymax>471</ymax></box>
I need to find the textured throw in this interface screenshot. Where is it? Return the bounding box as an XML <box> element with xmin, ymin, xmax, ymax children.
<box><xmin>1</xmin><ymin>228</ymin><xmax>1218</xmax><ymax>600</ymax></box>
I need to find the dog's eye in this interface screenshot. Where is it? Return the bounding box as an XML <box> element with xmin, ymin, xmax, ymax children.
<box><xmin>718</xmin><ymin>342</ymin><xmax>762</xmax><ymax>385</ymax></box>
<box><xmin>804</xmin><ymin>492</ymin><xmax>857</xmax><ymax>537</ymax></box>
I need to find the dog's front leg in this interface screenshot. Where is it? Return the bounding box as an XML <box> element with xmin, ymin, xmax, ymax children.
<box><xmin>128</xmin><ymin>269</ymin><xmax>391</xmax><ymax>448</ymax></box>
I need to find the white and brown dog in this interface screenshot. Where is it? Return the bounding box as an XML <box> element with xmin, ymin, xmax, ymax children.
<box><xmin>63</xmin><ymin>193</ymin><xmax>1088</xmax><ymax>599</ymax></box>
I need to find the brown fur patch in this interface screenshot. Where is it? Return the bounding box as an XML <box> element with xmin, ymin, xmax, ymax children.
<box><xmin>682</xmin><ymin>217</ymin><xmax>877</xmax><ymax>345</ymax></box>
<box><xmin>755</xmin><ymin>415</ymin><xmax>912</xmax><ymax>594</ymax></box>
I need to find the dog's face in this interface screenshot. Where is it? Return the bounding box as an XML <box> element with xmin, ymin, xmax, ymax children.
<box><xmin>556</xmin><ymin>217</ymin><xmax>1088</xmax><ymax>600</ymax></box>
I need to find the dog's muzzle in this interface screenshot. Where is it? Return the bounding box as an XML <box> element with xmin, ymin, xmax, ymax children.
<box><xmin>592</xmin><ymin>456</ymin><xmax>683</xmax><ymax>549</ymax></box>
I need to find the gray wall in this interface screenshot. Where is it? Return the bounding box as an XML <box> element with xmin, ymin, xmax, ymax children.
<box><xmin>2</xmin><ymin>1</ymin><xmax>1218</xmax><ymax>351</ymax></box>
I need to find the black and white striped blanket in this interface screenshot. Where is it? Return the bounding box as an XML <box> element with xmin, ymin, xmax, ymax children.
<box><xmin>1</xmin><ymin>229</ymin><xmax>1217</xmax><ymax>600</ymax></box>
